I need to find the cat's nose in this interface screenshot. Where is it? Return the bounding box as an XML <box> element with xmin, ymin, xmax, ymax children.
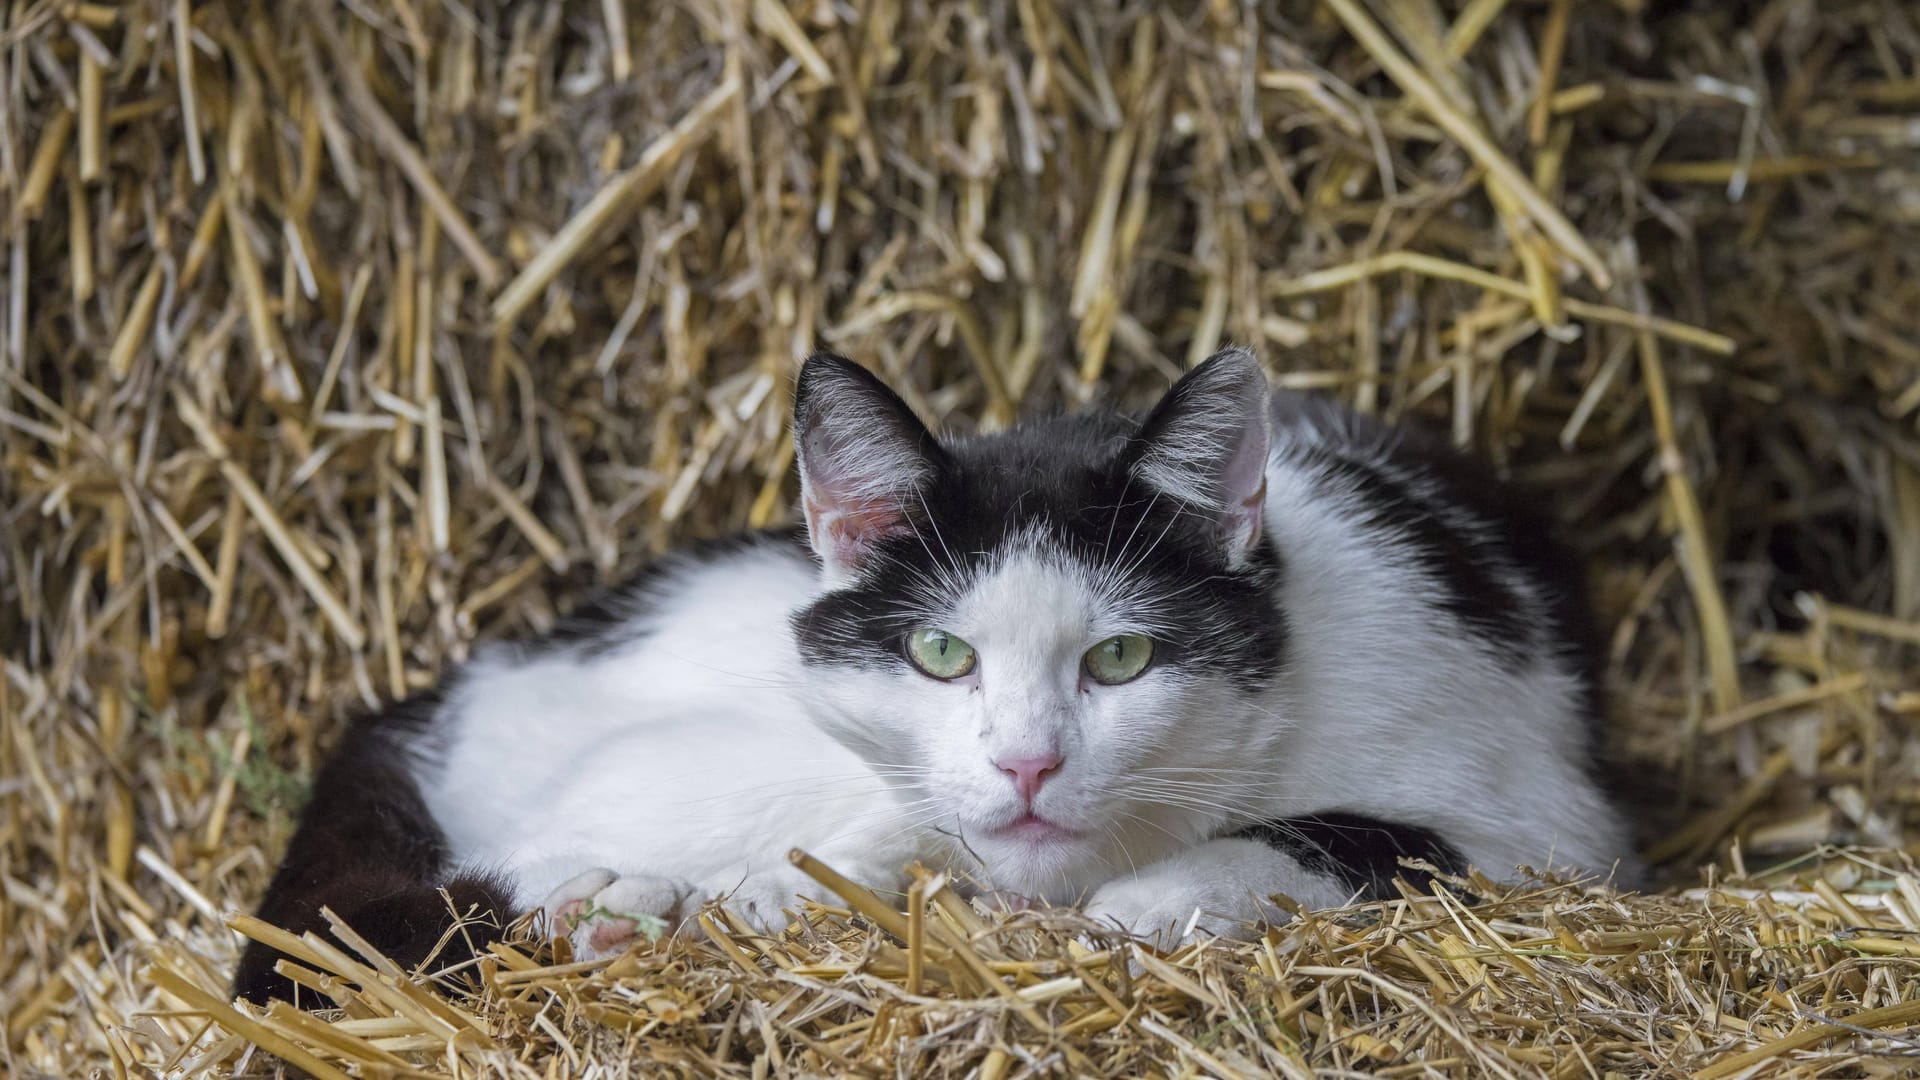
<box><xmin>995</xmin><ymin>753</ymin><xmax>1064</xmax><ymax>804</ymax></box>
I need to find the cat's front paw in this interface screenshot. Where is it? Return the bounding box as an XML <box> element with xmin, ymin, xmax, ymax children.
<box><xmin>1083</xmin><ymin>875</ymin><xmax>1244</xmax><ymax>949</ymax></box>
<box><xmin>1082</xmin><ymin>838</ymin><xmax>1321</xmax><ymax>949</ymax></box>
<box><xmin>541</xmin><ymin>868</ymin><xmax>699</xmax><ymax>961</ymax></box>
<box><xmin>710</xmin><ymin>858</ymin><xmax>907</xmax><ymax>936</ymax></box>
<box><xmin>711</xmin><ymin>866</ymin><xmax>824</xmax><ymax>935</ymax></box>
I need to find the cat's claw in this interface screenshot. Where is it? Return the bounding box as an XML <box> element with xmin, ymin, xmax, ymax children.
<box><xmin>541</xmin><ymin>868</ymin><xmax>698</xmax><ymax>960</ymax></box>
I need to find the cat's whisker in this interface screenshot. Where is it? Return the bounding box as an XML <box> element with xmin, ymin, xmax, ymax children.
<box><xmin>679</xmin><ymin>784</ymin><xmax>882</xmax><ymax>808</ymax></box>
<box><xmin>1134</xmin><ymin>769</ymin><xmax>1305</xmax><ymax>789</ymax></box>
<box><xmin>912</xmin><ymin>489</ymin><xmax>969</xmax><ymax>600</ymax></box>
<box><xmin>1102</xmin><ymin>487</ymin><xmax>1162</xmax><ymax>588</ymax></box>
<box><xmin>830</xmin><ymin>806</ymin><xmax>954</xmax><ymax>854</ymax></box>
<box><xmin>1125</xmin><ymin>788</ymin><xmax>1280</xmax><ymax>819</ymax></box>
<box><xmin>818</xmin><ymin>812</ymin><xmax>947</xmax><ymax>847</ymax></box>
<box><xmin>1129</xmin><ymin>783</ymin><xmax>1295</xmax><ymax>801</ymax></box>
<box><xmin>1097</xmin><ymin>820</ymin><xmax>1141</xmax><ymax>881</ymax></box>
<box><xmin>1106</xmin><ymin>496</ymin><xmax>1186</xmax><ymax>587</ymax></box>
<box><xmin>1107</xmin><ymin>806</ymin><xmax>1193</xmax><ymax>846</ymax></box>
<box><xmin>1128</xmin><ymin>772</ymin><xmax>1296</xmax><ymax>790</ymax></box>
<box><xmin>1127</xmin><ymin>783</ymin><xmax>1305</xmax><ymax>808</ymax></box>
<box><xmin>1132</xmin><ymin>792</ymin><xmax>1299</xmax><ymax>819</ymax></box>
<box><xmin>1240</xmin><ymin>820</ymin><xmax>1342</xmax><ymax>868</ymax></box>
<box><xmin>693</xmin><ymin>801</ymin><xmax>948</xmax><ymax>851</ymax></box>
<box><xmin>672</xmin><ymin>770</ymin><xmax>911</xmax><ymax>803</ymax></box>
<box><xmin>1101</xmin><ymin>820</ymin><xmax>1159</xmax><ymax>875</ymax></box>
<box><xmin>804</xmin><ymin>793</ymin><xmax>943</xmax><ymax>828</ymax></box>
<box><xmin>1134</xmin><ymin>765</ymin><xmax>1286</xmax><ymax>778</ymax></box>
<box><xmin>1099</xmin><ymin>473</ymin><xmax>1136</xmax><ymax>568</ymax></box>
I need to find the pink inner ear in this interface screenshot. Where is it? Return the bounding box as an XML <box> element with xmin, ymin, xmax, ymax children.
<box><xmin>804</xmin><ymin>493</ymin><xmax>915</xmax><ymax>571</ymax></box>
<box><xmin>1213</xmin><ymin>405</ymin><xmax>1270</xmax><ymax>559</ymax></box>
<box><xmin>1229</xmin><ymin>475</ymin><xmax>1267</xmax><ymax>553</ymax></box>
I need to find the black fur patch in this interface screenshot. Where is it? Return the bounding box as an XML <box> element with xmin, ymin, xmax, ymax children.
<box><xmin>1272</xmin><ymin>397</ymin><xmax>1606</xmax><ymax>747</ymax></box>
<box><xmin>1236</xmin><ymin>812</ymin><xmax>1465</xmax><ymax>900</ymax></box>
<box><xmin>232</xmin><ymin>682</ymin><xmax>515</xmax><ymax>1005</ymax></box>
<box><xmin>1292</xmin><ymin>446</ymin><xmax>1533</xmax><ymax>663</ymax></box>
<box><xmin>791</xmin><ymin>410</ymin><xmax>1289</xmax><ymax>692</ymax></box>
<box><xmin>1396</xmin><ymin>419</ymin><xmax>1606</xmax><ymax>718</ymax></box>
<box><xmin>1341</xmin><ymin>409</ymin><xmax>1608</xmax><ymax>752</ymax></box>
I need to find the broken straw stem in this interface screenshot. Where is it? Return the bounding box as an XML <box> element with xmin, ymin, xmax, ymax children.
<box><xmin>787</xmin><ymin>848</ymin><xmax>913</xmax><ymax>942</ymax></box>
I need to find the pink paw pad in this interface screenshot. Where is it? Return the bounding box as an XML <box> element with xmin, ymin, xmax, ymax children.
<box><xmin>538</xmin><ymin>869</ymin><xmax>697</xmax><ymax>961</ymax></box>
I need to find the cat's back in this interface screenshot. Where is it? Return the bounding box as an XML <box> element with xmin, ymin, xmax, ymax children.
<box><xmin>1260</xmin><ymin>391</ymin><xmax>1602</xmax><ymax>766</ymax></box>
<box><xmin>1262</xmin><ymin>390</ymin><xmax>1626</xmax><ymax>878</ymax></box>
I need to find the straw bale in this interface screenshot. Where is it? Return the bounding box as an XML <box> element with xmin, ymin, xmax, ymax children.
<box><xmin>2</xmin><ymin>0</ymin><xmax>1917</xmax><ymax>1076</ymax></box>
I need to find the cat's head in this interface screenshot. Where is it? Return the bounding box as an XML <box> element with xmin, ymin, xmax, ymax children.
<box><xmin>789</xmin><ymin>350</ymin><xmax>1289</xmax><ymax>901</ymax></box>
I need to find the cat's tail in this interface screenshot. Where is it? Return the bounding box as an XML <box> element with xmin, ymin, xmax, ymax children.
<box><xmin>232</xmin><ymin>699</ymin><xmax>516</xmax><ymax>1005</ymax></box>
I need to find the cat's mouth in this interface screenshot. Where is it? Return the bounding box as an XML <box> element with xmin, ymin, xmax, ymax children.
<box><xmin>970</xmin><ymin>809</ymin><xmax>1114</xmax><ymax>901</ymax></box>
<box><xmin>992</xmin><ymin>812</ymin><xmax>1082</xmax><ymax>843</ymax></box>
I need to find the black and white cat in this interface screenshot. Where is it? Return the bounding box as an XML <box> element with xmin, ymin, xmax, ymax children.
<box><xmin>235</xmin><ymin>349</ymin><xmax>1634</xmax><ymax>1003</ymax></box>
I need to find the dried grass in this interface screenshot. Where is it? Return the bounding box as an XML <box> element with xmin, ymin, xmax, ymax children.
<box><xmin>2</xmin><ymin>0</ymin><xmax>1918</xmax><ymax>1076</ymax></box>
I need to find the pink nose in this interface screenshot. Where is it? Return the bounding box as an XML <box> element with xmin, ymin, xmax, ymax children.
<box><xmin>996</xmin><ymin>753</ymin><xmax>1063</xmax><ymax>804</ymax></box>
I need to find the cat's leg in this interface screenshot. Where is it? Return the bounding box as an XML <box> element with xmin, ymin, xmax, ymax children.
<box><xmin>233</xmin><ymin>712</ymin><xmax>517</xmax><ymax>1004</ymax></box>
<box><xmin>537</xmin><ymin>854</ymin><xmax>902</xmax><ymax>951</ymax></box>
<box><xmin>237</xmin><ymin>866</ymin><xmax>517</xmax><ymax>1003</ymax></box>
<box><xmin>538</xmin><ymin>867</ymin><xmax>703</xmax><ymax>960</ymax></box>
<box><xmin>494</xmin><ymin>850</ymin><xmax>705</xmax><ymax>960</ymax></box>
<box><xmin>1084</xmin><ymin>815</ymin><xmax>1461</xmax><ymax>947</ymax></box>
<box><xmin>529</xmin><ymin>859</ymin><xmax>830</xmax><ymax>949</ymax></box>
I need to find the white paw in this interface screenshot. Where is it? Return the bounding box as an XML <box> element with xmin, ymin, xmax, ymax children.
<box><xmin>1081</xmin><ymin>838</ymin><xmax>1335</xmax><ymax>949</ymax></box>
<box><xmin>711</xmin><ymin>866</ymin><xmax>821</xmax><ymax>935</ymax></box>
<box><xmin>1084</xmin><ymin>876</ymin><xmax>1237</xmax><ymax>949</ymax></box>
<box><xmin>540</xmin><ymin>868</ymin><xmax>699</xmax><ymax>960</ymax></box>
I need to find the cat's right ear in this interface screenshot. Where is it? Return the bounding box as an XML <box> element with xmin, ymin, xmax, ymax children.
<box><xmin>793</xmin><ymin>354</ymin><xmax>941</xmax><ymax>583</ymax></box>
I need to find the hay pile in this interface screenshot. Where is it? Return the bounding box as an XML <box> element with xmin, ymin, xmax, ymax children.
<box><xmin>3</xmin><ymin>0</ymin><xmax>1918</xmax><ymax>1075</ymax></box>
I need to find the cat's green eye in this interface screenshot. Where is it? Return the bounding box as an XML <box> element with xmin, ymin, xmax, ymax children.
<box><xmin>1084</xmin><ymin>634</ymin><xmax>1154</xmax><ymax>685</ymax></box>
<box><xmin>906</xmin><ymin>628</ymin><xmax>977</xmax><ymax>680</ymax></box>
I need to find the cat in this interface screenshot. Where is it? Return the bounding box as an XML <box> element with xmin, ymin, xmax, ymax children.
<box><xmin>233</xmin><ymin>348</ymin><xmax>1635</xmax><ymax>1003</ymax></box>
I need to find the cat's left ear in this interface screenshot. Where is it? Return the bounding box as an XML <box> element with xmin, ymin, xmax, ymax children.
<box><xmin>793</xmin><ymin>354</ymin><xmax>943</xmax><ymax>583</ymax></box>
<box><xmin>1126</xmin><ymin>347</ymin><xmax>1272</xmax><ymax>564</ymax></box>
